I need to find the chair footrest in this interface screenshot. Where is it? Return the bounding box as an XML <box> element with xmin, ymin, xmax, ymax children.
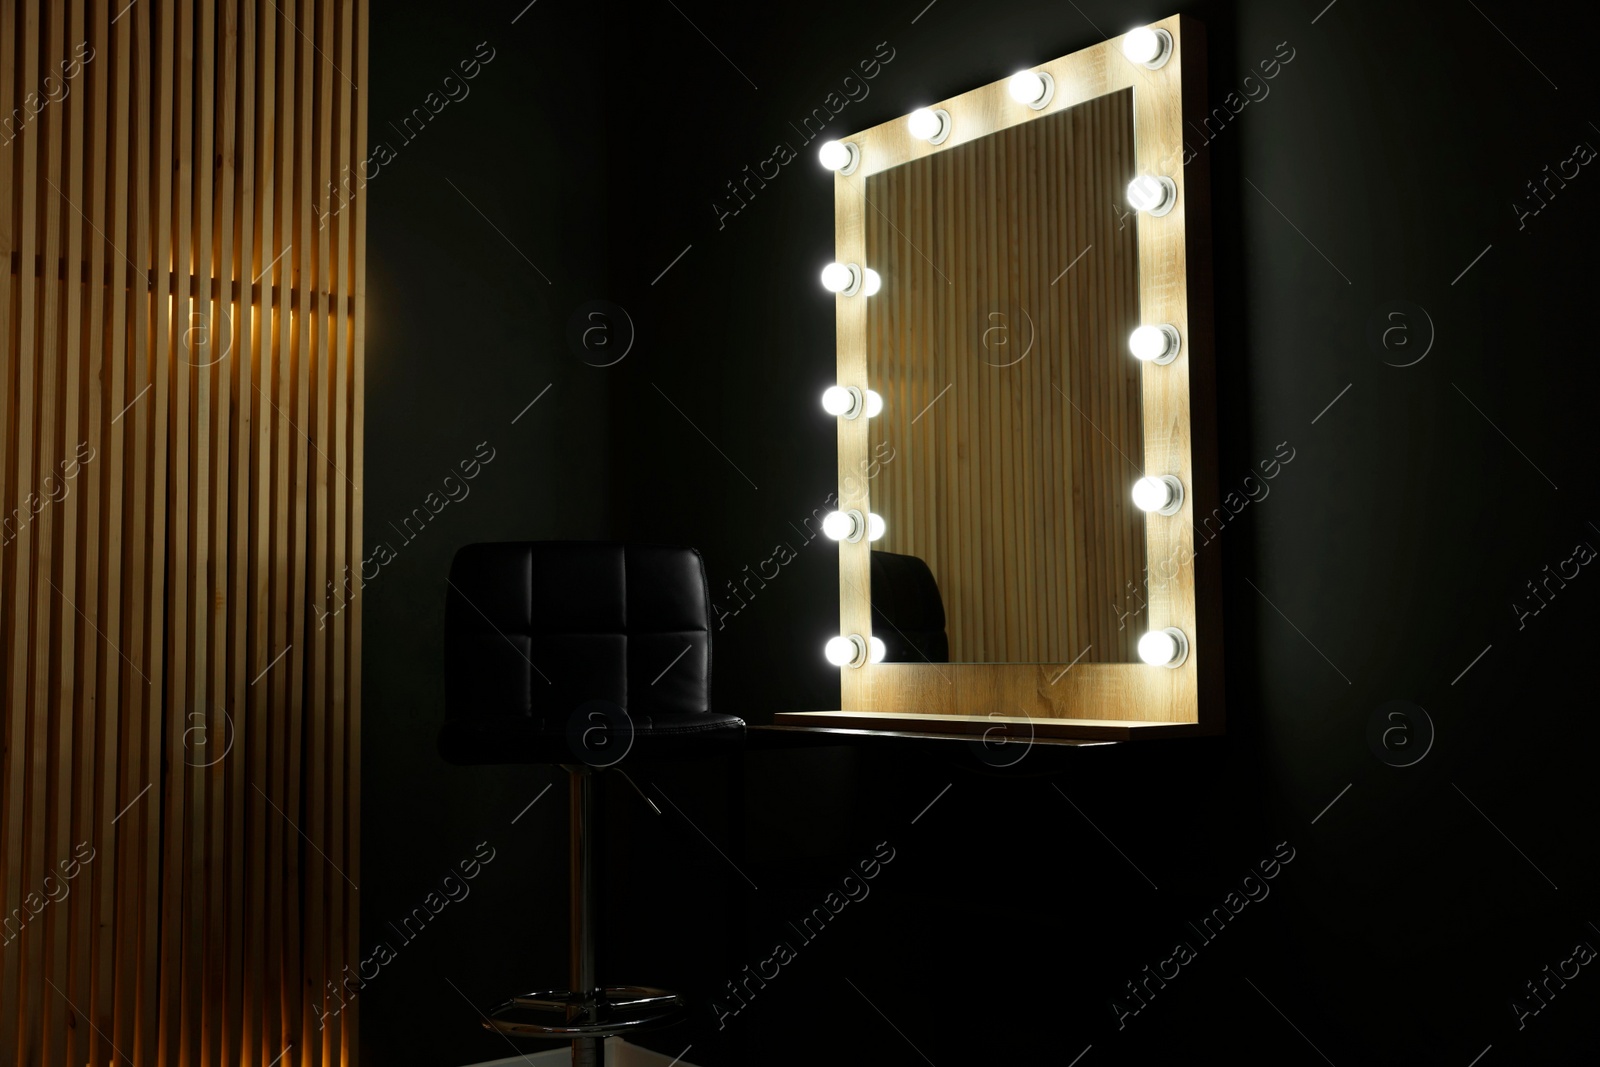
<box><xmin>484</xmin><ymin>986</ymin><xmax>687</xmax><ymax>1038</ymax></box>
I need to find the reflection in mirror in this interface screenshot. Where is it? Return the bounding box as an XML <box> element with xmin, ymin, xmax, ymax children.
<box><xmin>868</xmin><ymin>550</ymin><xmax>949</xmax><ymax>664</ymax></box>
<box><xmin>866</xmin><ymin>88</ymin><xmax>1145</xmax><ymax>664</ymax></box>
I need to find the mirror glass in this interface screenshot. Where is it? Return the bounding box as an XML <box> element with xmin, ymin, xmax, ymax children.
<box><xmin>866</xmin><ymin>88</ymin><xmax>1146</xmax><ymax>665</ymax></box>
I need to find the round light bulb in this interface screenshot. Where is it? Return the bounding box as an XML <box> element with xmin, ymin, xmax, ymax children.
<box><xmin>1008</xmin><ymin>71</ymin><xmax>1047</xmax><ymax>105</ymax></box>
<box><xmin>821</xmin><ymin>385</ymin><xmax>856</xmax><ymax>416</ymax></box>
<box><xmin>862</xmin><ymin>268</ymin><xmax>882</xmax><ymax>296</ymax></box>
<box><xmin>1123</xmin><ymin>27</ymin><xmax>1163</xmax><ymax>64</ymax></box>
<box><xmin>868</xmin><ymin>636</ymin><xmax>887</xmax><ymax>663</ymax></box>
<box><xmin>822</xmin><ymin>511</ymin><xmax>858</xmax><ymax>541</ymax></box>
<box><xmin>1138</xmin><ymin>629</ymin><xmax>1180</xmax><ymax>666</ymax></box>
<box><xmin>866</xmin><ymin>512</ymin><xmax>886</xmax><ymax>541</ymax></box>
<box><xmin>1132</xmin><ymin>476</ymin><xmax>1175</xmax><ymax>513</ymax></box>
<box><xmin>818</xmin><ymin>140</ymin><xmax>854</xmax><ymax>172</ymax></box>
<box><xmin>1127</xmin><ymin>174</ymin><xmax>1169</xmax><ymax>213</ymax></box>
<box><xmin>824</xmin><ymin>635</ymin><xmax>859</xmax><ymax>666</ymax></box>
<box><xmin>908</xmin><ymin>107</ymin><xmax>943</xmax><ymax>141</ymax></box>
<box><xmin>1129</xmin><ymin>324</ymin><xmax>1178</xmax><ymax>363</ymax></box>
<box><xmin>821</xmin><ymin>262</ymin><xmax>858</xmax><ymax>294</ymax></box>
<box><xmin>863</xmin><ymin>389</ymin><xmax>883</xmax><ymax>418</ymax></box>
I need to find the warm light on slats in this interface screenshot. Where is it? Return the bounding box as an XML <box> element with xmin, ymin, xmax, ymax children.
<box><xmin>0</xmin><ymin>2</ymin><xmax>367</xmax><ymax>1065</ymax></box>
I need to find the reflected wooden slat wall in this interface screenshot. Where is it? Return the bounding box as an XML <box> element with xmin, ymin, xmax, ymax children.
<box><xmin>867</xmin><ymin>89</ymin><xmax>1145</xmax><ymax>664</ymax></box>
<box><xmin>0</xmin><ymin>2</ymin><xmax>367</xmax><ymax>1064</ymax></box>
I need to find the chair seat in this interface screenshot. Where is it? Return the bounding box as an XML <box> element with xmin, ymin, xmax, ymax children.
<box><xmin>483</xmin><ymin>985</ymin><xmax>689</xmax><ymax>1038</ymax></box>
<box><xmin>439</xmin><ymin>710</ymin><xmax>746</xmax><ymax>765</ymax></box>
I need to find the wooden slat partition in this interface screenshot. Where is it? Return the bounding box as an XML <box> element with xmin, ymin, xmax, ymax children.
<box><xmin>865</xmin><ymin>90</ymin><xmax>1145</xmax><ymax>664</ymax></box>
<box><xmin>0</xmin><ymin>3</ymin><xmax>368</xmax><ymax>1064</ymax></box>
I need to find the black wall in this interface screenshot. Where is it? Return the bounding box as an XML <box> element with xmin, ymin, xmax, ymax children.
<box><xmin>362</xmin><ymin>1</ymin><xmax>1600</xmax><ymax>1064</ymax></box>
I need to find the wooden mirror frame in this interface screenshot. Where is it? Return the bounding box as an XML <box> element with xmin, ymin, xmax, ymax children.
<box><xmin>778</xmin><ymin>16</ymin><xmax>1221</xmax><ymax>744</ymax></box>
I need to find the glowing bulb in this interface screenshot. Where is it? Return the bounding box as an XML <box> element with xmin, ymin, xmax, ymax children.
<box><xmin>821</xmin><ymin>262</ymin><xmax>859</xmax><ymax>294</ymax></box>
<box><xmin>818</xmin><ymin>140</ymin><xmax>858</xmax><ymax>173</ymax></box>
<box><xmin>1123</xmin><ymin>26</ymin><xmax>1171</xmax><ymax>67</ymax></box>
<box><xmin>908</xmin><ymin>107</ymin><xmax>951</xmax><ymax>144</ymax></box>
<box><xmin>825</xmin><ymin>634</ymin><xmax>871</xmax><ymax>667</ymax></box>
<box><xmin>1132</xmin><ymin>476</ymin><xmax>1182</xmax><ymax>515</ymax></box>
<box><xmin>1008</xmin><ymin>70</ymin><xmax>1051</xmax><ymax>107</ymax></box>
<box><xmin>821</xmin><ymin>386</ymin><xmax>857</xmax><ymax>416</ymax></box>
<box><xmin>908</xmin><ymin>108</ymin><xmax>941</xmax><ymax>139</ymax></box>
<box><xmin>863</xmin><ymin>389</ymin><xmax>883</xmax><ymax>418</ymax></box>
<box><xmin>1138</xmin><ymin>628</ymin><xmax>1188</xmax><ymax>667</ymax></box>
<box><xmin>1129</xmin><ymin>324</ymin><xmax>1179</xmax><ymax>363</ymax></box>
<box><xmin>1123</xmin><ymin>27</ymin><xmax>1161</xmax><ymax>63</ymax></box>
<box><xmin>1127</xmin><ymin>174</ymin><xmax>1175</xmax><ymax>215</ymax></box>
<box><xmin>868</xmin><ymin>636</ymin><xmax>886</xmax><ymax>663</ymax></box>
<box><xmin>866</xmin><ymin>512</ymin><xmax>886</xmax><ymax>541</ymax></box>
<box><xmin>822</xmin><ymin>511</ymin><xmax>858</xmax><ymax>541</ymax></box>
<box><xmin>862</xmin><ymin>268</ymin><xmax>882</xmax><ymax>296</ymax></box>
<box><xmin>825</xmin><ymin>636</ymin><xmax>859</xmax><ymax>666</ymax></box>
<box><xmin>1137</xmin><ymin>630</ymin><xmax>1177</xmax><ymax>665</ymax></box>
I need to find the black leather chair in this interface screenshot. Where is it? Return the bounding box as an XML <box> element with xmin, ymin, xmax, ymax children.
<box><xmin>440</xmin><ymin>542</ymin><xmax>745</xmax><ymax>1066</ymax></box>
<box><xmin>869</xmin><ymin>550</ymin><xmax>950</xmax><ymax>663</ymax></box>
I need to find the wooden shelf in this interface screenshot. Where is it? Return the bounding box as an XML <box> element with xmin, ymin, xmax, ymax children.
<box><xmin>770</xmin><ymin>710</ymin><xmax>1217</xmax><ymax>743</ymax></box>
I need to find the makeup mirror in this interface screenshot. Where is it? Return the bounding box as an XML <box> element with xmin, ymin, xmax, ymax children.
<box><xmin>864</xmin><ymin>87</ymin><xmax>1145</xmax><ymax>665</ymax></box>
<box><xmin>780</xmin><ymin>16</ymin><xmax>1225</xmax><ymax>742</ymax></box>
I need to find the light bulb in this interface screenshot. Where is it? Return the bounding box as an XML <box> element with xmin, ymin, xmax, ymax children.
<box><xmin>1138</xmin><ymin>628</ymin><xmax>1188</xmax><ymax>667</ymax></box>
<box><xmin>825</xmin><ymin>635</ymin><xmax>859</xmax><ymax>666</ymax></box>
<box><xmin>822</xmin><ymin>510</ymin><xmax>859</xmax><ymax>541</ymax></box>
<box><xmin>863</xmin><ymin>389</ymin><xmax>883</xmax><ymax>418</ymax></box>
<box><xmin>908</xmin><ymin>108</ymin><xmax>941</xmax><ymax>139</ymax></box>
<box><xmin>1122</xmin><ymin>26</ymin><xmax>1171</xmax><ymax>68</ymax></box>
<box><xmin>868</xmin><ymin>636</ymin><xmax>886</xmax><ymax>663</ymax></box>
<box><xmin>818</xmin><ymin>139</ymin><xmax>858</xmax><ymax>173</ymax></box>
<box><xmin>862</xmin><ymin>268</ymin><xmax>882</xmax><ymax>296</ymax></box>
<box><xmin>821</xmin><ymin>385</ymin><xmax>857</xmax><ymax>416</ymax></box>
<box><xmin>825</xmin><ymin>634</ymin><xmax>870</xmax><ymax>668</ymax></box>
<box><xmin>1131</xmin><ymin>477</ymin><xmax>1171</xmax><ymax>513</ymax></box>
<box><xmin>1129</xmin><ymin>324</ymin><xmax>1179</xmax><ymax>364</ymax></box>
<box><xmin>908</xmin><ymin>107</ymin><xmax>950</xmax><ymax>144</ymax></box>
<box><xmin>1123</xmin><ymin>28</ymin><xmax>1161</xmax><ymax>63</ymax></box>
<box><xmin>821</xmin><ymin>262</ymin><xmax>860</xmax><ymax>294</ymax></box>
<box><xmin>1007</xmin><ymin>70</ymin><xmax>1052</xmax><ymax>108</ymax></box>
<box><xmin>1132</xmin><ymin>475</ymin><xmax>1182</xmax><ymax>515</ymax></box>
<box><xmin>1127</xmin><ymin>174</ymin><xmax>1176</xmax><ymax>216</ymax></box>
<box><xmin>866</xmin><ymin>512</ymin><xmax>886</xmax><ymax>541</ymax></box>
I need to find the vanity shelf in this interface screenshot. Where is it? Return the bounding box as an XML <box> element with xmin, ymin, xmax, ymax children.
<box><xmin>770</xmin><ymin>711</ymin><xmax>1212</xmax><ymax>744</ymax></box>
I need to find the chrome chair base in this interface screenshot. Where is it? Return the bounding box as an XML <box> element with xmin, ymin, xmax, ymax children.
<box><xmin>483</xmin><ymin>985</ymin><xmax>688</xmax><ymax>1037</ymax></box>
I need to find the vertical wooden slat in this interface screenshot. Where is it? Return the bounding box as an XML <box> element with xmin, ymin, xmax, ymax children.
<box><xmin>305</xmin><ymin>0</ymin><xmax>334</xmax><ymax>1057</ymax></box>
<box><xmin>288</xmin><ymin>0</ymin><xmax>315</xmax><ymax>1052</ymax></box>
<box><xmin>347</xmin><ymin>4</ymin><xmax>368</xmax><ymax>1056</ymax></box>
<box><xmin>329</xmin><ymin>1</ymin><xmax>355</xmax><ymax>1059</ymax></box>
<box><xmin>161</xmin><ymin>0</ymin><xmax>194</xmax><ymax>1059</ymax></box>
<box><xmin>268</xmin><ymin>0</ymin><xmax>296</xmax><ymax>1051</ymax></box>
<box><xmin>1</xmin><ymin>3</ymin><xmax>366</xmax><ymax>1061</ymax></box>
<box><xmin>111</xmin><ymin>0</ymin><xmax>144</xmax><ymax>1057</ymax></box>
<box><xmin>244</xmin><ymin>2</ymin><xmax>272</xmax><ymax>1057</ymax></box>
<box><xmin>82</xmin><ymin>6</ymin><xmax>117</xmax><ymax>1066</ymax></box>
<box><xmin>204</xmin><ymin>1</ymin><xmax>237</xmax><ymax>1062</ymax></box>
<box><xmin>0</xmin><ymin>3</ymin><xmax>29</xmax><ymax>1064</ymax></box>
<box><xmin>188</xmin><ymin>4</ymin><xmax>217</xmax><ymax>1061</ymax></box>
<box><xmin>29</xmin><ymin>0</ymin><xmax>66</xmax><ymax>1054</ymax></box>
<box><xmin>226</xmin><ymin>1</ymin><xmax>254</xmax><ymax>1061</ymax></box>
<box><xmin>137</xmin><ymin>1</ymin><xmax>173</xmax><ymax>1059</ymax></box>
<box><xmin>57</xmin><ymin>6</ymin><xmax>90</xmax><ymax>1067</ymax></box>
<box><xmin>0</xmin><ymin>4</ymin><xmax>15</xmax><ymax>1039</ymax></box>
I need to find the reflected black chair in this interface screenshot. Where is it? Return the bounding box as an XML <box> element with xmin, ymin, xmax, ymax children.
<box><xmin>439</xmin><ymin>542</ymin><xmax>745</xmax><ymax>1066</ymax></box>
<box><xmin>869</xmin><ymin>550</ymin><xmax>950</xmax><ymax>662</ymax></box>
